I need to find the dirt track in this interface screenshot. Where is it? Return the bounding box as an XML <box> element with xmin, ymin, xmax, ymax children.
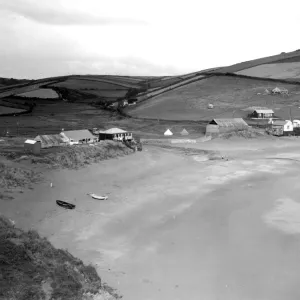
<box><xmin>3</xmin><ymin>137</ymin><xmax>300</xmax><ymax>300</ymax></box>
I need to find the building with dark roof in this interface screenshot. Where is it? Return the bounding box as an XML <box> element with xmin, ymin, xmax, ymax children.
<box><xmin>206</xmin><ymin>118</ymin><xmax>249</xmax><ymax>135</ymax></box>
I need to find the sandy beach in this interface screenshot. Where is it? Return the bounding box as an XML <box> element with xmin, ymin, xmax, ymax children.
<box><xmin>3</xmin><ymin>137</ymin><xmax>300</xmax><ymax>300</ymax></box>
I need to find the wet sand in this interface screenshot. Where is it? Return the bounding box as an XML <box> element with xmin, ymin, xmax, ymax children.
<box><xmin>3</xmin><ymin>138</ymin><xmax>300</xmax><ymax>300</ymax></box>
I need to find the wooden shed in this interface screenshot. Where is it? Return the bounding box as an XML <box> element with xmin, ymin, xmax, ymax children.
<box><xmin>206</xmin><ymin>118</ymin><xmax>249</xmax><ymax>136</ymax></box>
<box><xmin>24</xmin><ymin>139</ymin><xmax>41</xmax><ymax>154</ymax></box>
<box><xmin>270</xmin><ymin>120</ymin><xmax>293</xmax><ymax>136</ymax></box>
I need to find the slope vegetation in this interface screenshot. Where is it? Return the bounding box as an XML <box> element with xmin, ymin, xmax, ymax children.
<box><xmin>0</xmin><ymin>215</ymin><xmax>119</xmax><ymax>300</ymax></box>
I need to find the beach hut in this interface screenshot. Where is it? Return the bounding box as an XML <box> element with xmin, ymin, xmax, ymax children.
<box><xmin>181</xmin><ymin>128</ymin><xmax>189</xmax><ymax>135</ymax></box>
<box><xmin>164</xmin><ymin>129</ymin><xmax>173</xmax><ymax>136</ymax></box>
<box><xmin>24</xmin><ymin>139</ymin><xmax>41</xmax><ymax>154</ymax></box>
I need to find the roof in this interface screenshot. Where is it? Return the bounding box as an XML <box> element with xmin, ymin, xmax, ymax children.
<box><xmin>209</xmin><ymin>118</ymin><xmax>248</xmax><ymax>127</ymax></box>
<box><xmin>61</xmin><ymin>130</ymin><xmax>96</xmax><ymax>140</ymax></box>
<box><xmin>254</xmin><ymin>109</ymin><xmax>274</xmax><ymax>114</ymax></box>
<box><xmin>35</xmin><ymin>134</ymin><xmax>68</xmax><ymax>148</ymax></box>
<box><xmin>244</xmin><ymin>106</ymin><xmax>269</xmax><ymax>111</ymax></box>
<box><xmin>99</xmin><ymin>128</ymin><xmax>128</xmax><ymax>134</ymax></box>
<box><xmin>25</xmin><ymin>139</ymin><xmax>37</xmax><ymax>144</ymax></box>
<box><xmin>272</xmin><ymin>120</ymin><xmax>291</xmax><ymax>126</ymax></box>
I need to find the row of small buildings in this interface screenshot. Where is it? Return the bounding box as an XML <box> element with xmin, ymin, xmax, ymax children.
<box><xmin>24</xmin><ymin>127</ymin><xmax>133</xmax><ymax>154</ymax></box>
<box><xmin>205</xmin><ymin>118</ymin><xmax>297</xmax><ymax>136</ymax></box>
<box><xmin>205</xmin><ymin>107</ymin><xmax>300</xmax><ymax>136</ymax></box>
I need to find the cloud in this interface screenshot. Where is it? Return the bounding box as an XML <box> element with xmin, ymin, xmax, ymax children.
<box><xmin>0</xmin><ymin>0</ymin><xmax>147</xmax><ymax>26</ymax></box>
<box><xmin>67</xmin><ymin>56</ymin><xmax>183</xmax><ymax>76</ymax></box>
<box><xmin>0</xmin><ymin>53</ymin><xmax>184</xmax><ymax>79</ymax></box>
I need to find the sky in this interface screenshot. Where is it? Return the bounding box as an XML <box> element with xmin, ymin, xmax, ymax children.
<box><xmin>0</xmin><ymin>0</ymin><xmax>300</xmax><ymax>79</ymax></box>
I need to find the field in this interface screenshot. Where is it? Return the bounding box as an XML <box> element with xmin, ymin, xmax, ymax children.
<box><xmin>0</xmin><ymin>102</ymin><xmax>205</xmax><ymax>139</ymax></box>
<box><xmin>127</xmin><ymin>75</ymin><xmax>300</xmax><ymax>121</ymax></box>
<box><xmin>137</xmin><ymin>74</ymin><xmax>206</xmax><ymax>101</ymax></box>
<box><xmin>0</xmin><ymin>80</ymin><xmax>61</xmax><ymax>99</ymax></box>
<box><xmin>85</xmin><ymin>90</ymin><xmax>129</xmax><ymax>98</ymax></box>
<box><xmin>207</xmin><ymin>49</ymin><xmax>300</xmax><ymax>74</ymax></box>
<box><xmin>0</xmin><ymin>105</ymin><xmax>26</xmax><ymax>115</ymax></box>
<box><xmin>236</xmin><ymin>62</ymin><xmax>300</xmax><ymax>79</ymax></box>
<box><xmin>17</xmin><ymin>88</ymin><xmax>59</xmax><ymax>99</ymax></box>
<box><xmin>50</xmin><ymin>79</ymin><xmax>127</xmax><ymax>90</ymax></box>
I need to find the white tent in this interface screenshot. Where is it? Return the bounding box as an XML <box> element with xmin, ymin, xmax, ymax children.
<box><xmin>164</xmin><ymin>129</ymin><xmax>173</xmax><ymax>136</ymax></box>
<box><xmin>272</xmin><ymin>87</ymin><xmax>282</xmax><ymax>94</ymax></box>
<box><xmin>181</xmin><ymin>128</ymin><xmax>189</xmax><ymax>135</ymax></box>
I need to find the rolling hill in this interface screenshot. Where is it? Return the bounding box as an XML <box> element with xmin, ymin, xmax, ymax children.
<box><xmin>2</xmin><ymin>49</ymin><xmax>300</xmax><ymax>132</ymax></box>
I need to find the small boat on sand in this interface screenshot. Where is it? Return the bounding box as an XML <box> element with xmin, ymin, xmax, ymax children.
<box><xmin>87</xmin><ymin>193</ymin><xmax>108</xmax><ymax>200</ymax></box>
<box><xmin>56</xmin><ymin>200</ymin><xmax>76</xmax><ymax>209</ymax></box>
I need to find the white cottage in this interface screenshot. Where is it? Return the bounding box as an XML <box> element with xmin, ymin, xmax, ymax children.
<box><xmin>271</xmin><ymin>120</ymin><xmax>293</xmax><ymax>136</ymax></box>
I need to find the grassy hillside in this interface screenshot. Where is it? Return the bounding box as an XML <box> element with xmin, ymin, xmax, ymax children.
<box><xmin>0</xmin><ymin>215</ymin><xmax>119</xmax><ymax>300</ymax></box>
<box><xmin>127</xmin><ymin>75</ymin><xmax>300</xmax><ymax>121</ymax></box>
<box><xmin>0</xmin><ymin>77</ymin><xmax>32</xmax><ymax>87</ymax></box>
<box><xmin>236</xmin><ymin>62</ymin><xmax>300</xmax><ymax>80</ymax></box>
<box><xmin>206</xmin><ymin>49</ymin><xmax>300</xmax><ymax>74</ymax></box>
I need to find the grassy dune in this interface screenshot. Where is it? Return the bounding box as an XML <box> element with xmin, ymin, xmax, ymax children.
<box><xmin>0</xmin><ymin>161</ymin><xmax>41</xmax><ymax>190</ymax></box>
<box><xmin>2</xmin><ymin>141</ymin><xmax>134</xmax><ymax>170</ymax></box>
<box><xmin>0</xmin><ymin>215</ymin><xmax>119</xmax><ymax>300</ymax></box>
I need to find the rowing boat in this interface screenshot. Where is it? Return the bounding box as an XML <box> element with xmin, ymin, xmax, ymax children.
<box><xmin>56</xmin><ymin>200</ymin><xmax>76</xmax><ymax>209</ymax></box>
<box><xmin>87</xmin><ymin>193</ymin><xmax>108</xmax><ymax>200</ymax></box>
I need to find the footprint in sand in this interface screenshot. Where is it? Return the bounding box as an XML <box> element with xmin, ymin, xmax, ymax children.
<box><xmin>142</xmin><ymin>278</ymin><xmax>152</xmax><ymax>284</ymax></box>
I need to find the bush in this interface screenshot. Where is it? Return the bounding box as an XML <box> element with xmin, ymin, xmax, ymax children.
<box><xmin>32</xmin><ymin>141</ymin><xmax>134</xmax><ymax>169</ymax></box>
